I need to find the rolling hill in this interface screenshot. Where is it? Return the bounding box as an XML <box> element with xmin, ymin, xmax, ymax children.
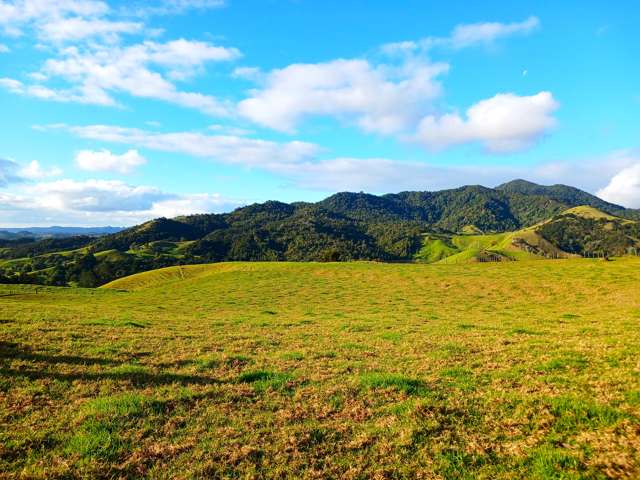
<box><xmin>415</xmin><ymin>205</ymin><xmax>640</xmax><ymax>264</ymax></box>
<box><xmin>3</xmin><ymin>259</ymin><xmax>640</xmax><ymax>478</ymax></box>
<box><xmin>1</xmin><ymin>180</ymin><xmax>638</xmax><ymax>286</ymax></box>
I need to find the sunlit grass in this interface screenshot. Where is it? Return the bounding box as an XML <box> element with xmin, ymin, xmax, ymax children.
<box><xmin>1</xmin><ymin>258</ymin><xmax>639</xmax><ymax>478</ymax></box>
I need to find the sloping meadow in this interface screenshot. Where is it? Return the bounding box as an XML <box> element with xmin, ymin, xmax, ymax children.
<box><xmin>1</xmin><ymin>259</ymin><xmax>639</xmax><ymax>478</ymax></box>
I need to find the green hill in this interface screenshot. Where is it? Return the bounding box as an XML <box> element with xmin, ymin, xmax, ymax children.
<box><xmin>414</xmin><ymin>205</ymin><xmax>640</xmax><ymax>264</ymax></box>
<box><xmin>1</xmin><ymin>181</ymin><xmax>639</xmax><ymax>286</ymax></box>
<box><xmin>537</xmin><ymin>206</ymin><xmax>640</xmax><ymax>256</ymax></box>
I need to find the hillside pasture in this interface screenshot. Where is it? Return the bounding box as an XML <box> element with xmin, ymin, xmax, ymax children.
<box><xmin>1</xmin><ymin>259</ymin><xmax>640</xmax><ymax>478</ymax></box>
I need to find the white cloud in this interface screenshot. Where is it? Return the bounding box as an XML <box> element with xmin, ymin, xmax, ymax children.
<box><xmin>39</xmin><ymin>17</ymin><xmax>143</xmax><ymax>42</ymax></box>
<box><xmin>448</xmin><ymin>16</ymin><xmax>540</xmax><ymax>49</ymax></box>
<box><xmin>380</xmin><ymin>41</ymin><xmax>419</xmax><ymax>56</ymax></box>
<box><xmin>382</xmin><ymin>16</ymin><xmax>540</xmax><ymax>54</ymax></box>
<box><xmin>58</xmin><ymin>124</ymin><xmax>320</xmax><ymax>166</ymax></box>
<box><xmin>1</xmin><ymin>157</ymin><xmax>62</xmax><ymax>185</ymax></box>
<box><xmin>0</xmin><ymin>158</ymin><xmax>22</xmax><ymax>186</ymax></box>
<box><xmin>238</xmin><ymin>58</ymin><xmax>448</xmax><ymax>134</ymax></box>
<box><xmin>0</xmin><ymin>76</ymin><xmax>115</xmax><ymax>104</ymax></box>
<box><xmin>0</xmin><ymin>0</ymin><xmax>136</xmax><ymax>41</ymax></box>
<box><xmin>0</xmin><ymin>43</ymin><xmax>9</xmax><ymax>52</ymax></box>
<box><xmin>597</xmin><ymin>163</ymin><xmax>640</xmax><ymax>208</ymax></box>
<box><xmin>232</xmin><ymin>66</ymin><xmax>263</xmax><ymax>81</ymax></box>
<box><xmin>24</xmin><ymin>179</ymin><xmax>167</xmax><ymax>212</ymax></box>
<box><xmin>75</xmin><ymin>149</ymin><xmax>146</xmax><ymax>173</ymax></box>
<box><xmin>238</xmin><ymin>17</ymin><xmax>543</xmax><ymax>144</ymax></box>
<box><xmin>125</xmin><ymin>0</ymin><xmax>225</xmax><ymax>16</ymax></box>
<box><xmin>267</xmin><ymin>152</ymin><xmax>640</xmax><ymax>197</ymax></box>
<box><xmin>18</xmin><ymin>160</ymin><xmax>62</xmax><ymax>179</ymax></box>
<box><xmin>525</xmin><ymin>150</ymin><xmax>640</xmax><ymax>193</ymax></box>
<box><xmin>2</xmin><ymin>39</ymin><xmax>240</xmax><ymax>114</ymax></box>
<box><xmin>0</xmin><ymin>0</ymin><xmax>226</xmax><ymax>41</ymax></box>
<box><xmin>414</xmin><ymin>91</ymin><xmax>558</xmax><ymax>153</ymax></box>
<box><xmin>207</xmin><ymin>124</ymin><xmax>254</xmax><ymax>136</ymax></box>
<box><xmin>53</xmin><ymin>122</ymin><xmax>624</xmax><ymax>195</ymax></box>
<box><xmin>45</xmin><ymin>123</ymin><xmax>532</xmax><ymax>193</ymax></box>
<box><xmin>268</xmin><ymin>157</ymin><xmax>514</xmax><ymax>192</ymax></box>
<box><xmin>0</xmin><ymin>77</ymin><xmax>23</xmax><ymax>91</ymax></box>
<box><xmin>0</xmin><ymin>0</ymin><xmax>109</xmax><ymax>26</ymax></box>
<box><xmin>0</xmin><ymin>178</ymin><xmax>244</xmax><ymax>226</ymax></box>
<box><xmin>150</xmin><ymin>193</ymin><xmax>238</xmax><ymax>218</ymax></box>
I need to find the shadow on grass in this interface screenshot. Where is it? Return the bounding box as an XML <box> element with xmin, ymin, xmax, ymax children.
<box><xmin>1</xmin><ymin>341</ymin><xmax>122</xmax><ymax>366</ymax></box>
<box><xmin>0</xmin><ymin>342</ymin><xmax>220</xmax><ymax>386</ymax></box>
<box><xmin>0</xmin><ymin>366</ymin><xmax>221</xmax><ymax>386</ymax></box>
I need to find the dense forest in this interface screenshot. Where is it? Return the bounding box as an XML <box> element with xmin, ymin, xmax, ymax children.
<box><xmin>1</xmin><ymin>180</ymin><xmax>638</xmax><ymax>287</ymax></box>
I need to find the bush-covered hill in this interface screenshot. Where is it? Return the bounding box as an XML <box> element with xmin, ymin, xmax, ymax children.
<box><xmin>1</xmin><ymin>180</ymin><xmax>638</xmax><ymax>286</ymax></box>
<box><xmin>415</xmin><ymin>206</ymin><xmax>640</xmax><ymax>264</ymax></box>
<box><xmin>536</xmin><ymin>206</ymin><xmax>640</xmax><ymax>256</ymax></box>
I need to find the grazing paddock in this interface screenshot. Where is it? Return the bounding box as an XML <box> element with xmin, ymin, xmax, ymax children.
<box><xmin>1</xmin><ymin>259</ymin><xmax>639</xmax><ymax>478</ymax></box>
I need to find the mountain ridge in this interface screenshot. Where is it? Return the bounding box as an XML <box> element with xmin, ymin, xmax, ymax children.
<box><xmin>0</xmin><ymin>179</ymin><xmax>638</xmax><ymax>287</ymax></box>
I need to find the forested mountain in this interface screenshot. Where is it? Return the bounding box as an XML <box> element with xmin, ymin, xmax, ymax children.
<box><xmin>1</xmin><ymin>180</ymin><xmax>638</xmax><ymax>287</ymax></box>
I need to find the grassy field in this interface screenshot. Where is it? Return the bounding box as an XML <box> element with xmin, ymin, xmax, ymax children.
<box><xmin>415</xmin><ymin>228</ymin><xmax>571</xmax><ymax>265</ymax></box>
<box><xmin>1</xmin><ymin>259</ymin><xmax>640</xmax><ymax>478</ymax></box>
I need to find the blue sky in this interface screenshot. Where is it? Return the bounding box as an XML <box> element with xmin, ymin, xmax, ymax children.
<box><xmin>0</xmin><ymin>0</ymin><xmax>639</xmax><ymax>226</ymax></box>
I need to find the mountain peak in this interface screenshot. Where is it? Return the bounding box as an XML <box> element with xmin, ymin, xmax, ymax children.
<box><xmin>496</xmin><ymin>179</ymin><xmax>545</xmax><ymax>194</ymax></box>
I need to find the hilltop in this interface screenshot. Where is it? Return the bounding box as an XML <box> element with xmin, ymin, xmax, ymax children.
<box><xmin>0</xmin><ymin>180</ymin><xmax>638</xmax><ymax>286</ymax></box>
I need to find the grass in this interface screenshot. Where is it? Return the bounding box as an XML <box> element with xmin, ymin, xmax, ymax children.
<box><xmin>360</xmin><ymin>372</ymin><xmax>428</xmax><ymax>395</ymax></box>
<box><xmin>414</xmin><ymin>235</ymin><xmax>459</xmax><ymax>262</ymax></box>
<box><xmin>1</xmin><ymin>258</ymin><xmax>640</xmax><ymax>478</ymax></box>
<box><xmin>416</xmin><ymin>220</ymin><xmax>580</xmax><ymax>265</ymax></box>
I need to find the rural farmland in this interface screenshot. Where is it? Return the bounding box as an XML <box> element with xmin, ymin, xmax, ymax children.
<box><xmin>2</xmin><ymin>259</ymin><xmax>639</xmax><ymax>478</ymax></box>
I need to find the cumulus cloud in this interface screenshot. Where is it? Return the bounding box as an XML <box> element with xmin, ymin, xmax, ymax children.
<box><xmin>52</xmin><ymin>122</ymin><xmax>614</xmax><ymax>194</ymax></box>
<box><xmin>18</xmin><ymin>160</ymin><xmax>62</xmax><ymax>179</ymax></box>
<box><xmin>597</xmin><ymin>163</ymin><xmax>640</xmax><ymax>208</ymax></box>
<box><xmin>0</xmin><ymin>178</ymin><xmax>245</xmax><ymax>226</ymax></box>
<box><xmin>39</xmin><ymin>17</ymin><xmax>143</xmax><ymax>42</ymax></box>
<box><xmin>0</xmin><ymin>76</ymin><xmax>114</xmax><ymax>104</ymax></box>
<box><xmin>1</xmin><ymin>157</ymin><xmax>61</xmax><ymax>185</ymax></box>
<box><xmin>237</xmin><ymin>17</ymin><xmax>547</xmax><ymax>150</ymax></box>
<box><xmin>149</xmin><ymin>193</ymin><xmax>238</xmax><ymax>218</ymax></box>
<box><xmin>0</xmin><ymin>39</ymin><xmax>240</xmax><ymax>114</ymax></box>
<box><xmin>0</xmin><ymin>0</ymin><xmax>227</xmax><ymax>41</ymax></box>
<box><xmin>56</xmin><ymin>124</ymin><xmax>320</xmax><ymax>166</ymax></box>
<box><xmin>238</xmin><ymin>58</ymin><xmax>448</xmax><ymax>134</ymax></box>
<box><xmin>75</xmin><ymin>149</ymin><xmax>146</xmax><ymax>173</ymax></box>
<box><xmin>0</xmin><ymin>0</ymin><xmax>135</xmax><ymax>41</ymax></box>
<box><xmin>46</xmin><ymin>123</ymin><xmax>529</xmax><ymax>193</ymax></box>
<box><xmin>0</xmin><ymin>1</ymin><xmax>240</xmax><ymax>114</ymax></box>
<box><xmin>414</xmin><ymin>91</ymin><xmax>558</xmax><ymax>153</ymax></box>
<box><xmin>0</xmin><ymin>0</ymin><xmax>109</xmax><ymax>26</ymax></box>
<box><xmin>24</xmin><ymin>179</ymin><xmax>168</xmax><ymax>212</ymax></box>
